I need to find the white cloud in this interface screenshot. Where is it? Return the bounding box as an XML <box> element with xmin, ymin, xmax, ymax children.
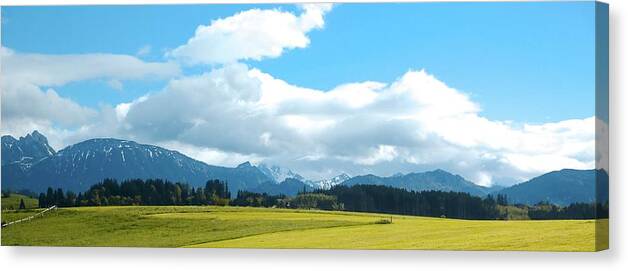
<box><xmin>120</xmin><ymin>63</ymin><xmax>302</xmax><ymax>155</ymax></box>
<box><xmin>159</xmin><ymin>140</ymin><xmax>264</xmax><ymax>168</ymax></box>
<box><xmin>355</xmin><ymin>145</ymin><xmax>399</xmax><ymax>165</ymax></box>
<box><xmin>115</xmin><ymin>95</ymin><xmax>149</xmax><ymax>121</ymax></box>
<box><xmin>1</xmin><ymin>47</ymin><xmax>181</xmax><ymax>148</ymax></box>
<box><xmin>112</xmin><ymin>63</ymin><xmax>595</xmax><ymax>185</ymax></box>
<box><xmin>168</xmin><ymin>4</ymin><xmax>333</xmax><ymax>65</ymax></box>
<box><xmin>1</xmin><ymin>47</ymin><xmax>181</xmax><ymax>87</ymax></box>
<box><xmin>1</xmin><ymin>83</ymin><xmax>97</xmax><ymax>127</ymax></box>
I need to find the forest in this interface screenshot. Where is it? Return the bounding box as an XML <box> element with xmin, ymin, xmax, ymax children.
<box><xmin>26</xmin><ymin>178</ymin><xmax>608</xmax><ymax>220</ymax></box>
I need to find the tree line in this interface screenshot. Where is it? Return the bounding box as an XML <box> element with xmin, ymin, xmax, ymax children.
<box><xmin>527</xmin><ymin>201</ymin><xmax>609</xmax><ymax>220</ymax></box>
<box><xmin>231</xmin><ymin>190</ymin><xmax>344</xmax><ymax>211</ymax></box>
<box><xmin>317</xmin><ymin>185</ymin><xmax>501</xmax><ymax>219</ymax></box>
<box><xmin>226</xmin><ymin>185</ymin><xmax>608</xmax><ymax>220</ymax></box>
<box><xmin>38</xmin><ymin>179</ymin><xmax>230</xmax><ymax>207</ymax></box>
<box><xmin>32</xmin><ymin>179</ymin><xmax>608</xmax><ymax>220</ymax></box>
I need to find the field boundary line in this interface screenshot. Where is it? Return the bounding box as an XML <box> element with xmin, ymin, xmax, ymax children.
<box><xmin>1</xmin><ymin>205</ymin><xmax>57</xmax><ymax>227</ymax></box>
<box><xmin>182</xmin><ymin>221</ymin><xmax>379</xmax><ymax>248</ymax></box>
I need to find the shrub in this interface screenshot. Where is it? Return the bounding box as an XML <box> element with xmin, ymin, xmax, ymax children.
<box><xmin>374</xmin><ymin>218</ymin><xmax>392</xmax><ymax>224</ymax></box>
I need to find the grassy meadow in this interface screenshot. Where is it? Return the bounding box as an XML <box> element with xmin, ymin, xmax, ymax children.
<box><xmin>1</xmin><ymin>193</ymin><xmax>39</xmax><ymax>210</ymax></box>
<box><xmin>1</xmin><ymin>205</ymin><xmax>608</xmax><ymax>251</ymax></box>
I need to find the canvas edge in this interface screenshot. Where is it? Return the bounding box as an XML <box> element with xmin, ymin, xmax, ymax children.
<box><xmin>594</xmin><ymin>0</ymin><xmax>610</xmax><ymax>252</ymax></box>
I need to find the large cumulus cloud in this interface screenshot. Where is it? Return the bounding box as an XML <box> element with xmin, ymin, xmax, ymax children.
<box><xmin>117</xmin><ymin>63</ymin><xmax>595</xmax><ymax>186</ymax></box>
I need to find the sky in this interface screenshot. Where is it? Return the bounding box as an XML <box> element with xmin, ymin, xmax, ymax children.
<box><xmin>0</xmin><ymin>2</ymin><xmax>603</xmax><ymax>186</ymax></box>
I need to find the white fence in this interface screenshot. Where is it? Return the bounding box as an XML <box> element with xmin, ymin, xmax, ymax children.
<box><xmin>1</xmin><ymin>205</ymin><xmax>57</xmax><ymax>228</ymax></box>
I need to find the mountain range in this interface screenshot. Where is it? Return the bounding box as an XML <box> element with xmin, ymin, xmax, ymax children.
<box><xmin>1</xmin><ymin>131</ymin><xmax>608</xmax><ymax>205</ymax></box>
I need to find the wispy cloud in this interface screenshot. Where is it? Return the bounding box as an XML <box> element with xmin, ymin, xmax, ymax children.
<box><xmin>1</xmin><ymin>47</ymin><xmax>180</xmax><ymax>87</ymax></box>
<box><xmin>136</xmin><ymin>45</ymin><xmax>152</xmax><ymax>57</ymax></box>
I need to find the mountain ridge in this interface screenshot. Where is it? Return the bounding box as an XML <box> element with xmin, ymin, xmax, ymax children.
<box><xmin>1</xmin><ymin>131</ymin><xmax>606</xmax><ymax>206</ymax></box>
<box><xmin>494</xmin><ymin>168</ymin><xmax>609</xmax><ymax>206</ymax></box>
<box><xmin>1</xmin><ymin>136</ymin><xmax>273</xmax><ymax>194</ymax></box>
<box><xmin>340</xmin><ymin>169</ymin><xmax>492</xmax><ymax>197</ymax></box>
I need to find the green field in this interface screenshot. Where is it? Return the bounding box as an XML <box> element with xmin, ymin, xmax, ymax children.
<box><xmin>1</xmin><ymin>194</ymin><xmax>39</xmax><ymax>210</ymax></box>
<box><xmin>0</xmin><ymin>206</ymin><xmax>608</xmax><ymax>251</ymax></box>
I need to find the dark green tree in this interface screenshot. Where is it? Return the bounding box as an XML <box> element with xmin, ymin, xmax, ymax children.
<box><xmin>46</xmin><ymin>187</ymin><xmax>54</xmax><ymax>207</ymax></box>
<box><xmin>38</xmin><ymin>193</ymin><xmax>46</xmax><ymax>208</ymax></box>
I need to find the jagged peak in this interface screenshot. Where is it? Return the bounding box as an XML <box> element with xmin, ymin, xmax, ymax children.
<box><xmin>31</xmin><ymin>130</ymin><xmax>46</xmax><ymax>139</ymax></box>
<box><xmin>1</xmin><ymin>134</ymin><xmax>18</xmax><ymax>143</ymax></box>
<box><xmin>21</xmin><ymin>130</ymin><xmax>45</xmax><ymax>142</ymax></box>
<box><xmin>237</xmin><ymin>161</ymin><xmax>253</xmax><ymax>168</ymax></box>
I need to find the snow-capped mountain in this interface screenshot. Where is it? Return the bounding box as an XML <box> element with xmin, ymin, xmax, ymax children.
<box><xmin>305</xmin><ymin>173</ymin><xmax>351</xmax><ymax>189</ymax></box>
<box><xmin>1</xmin><ymin>133</ymin><xmax>273</xmax><ymax>193</ymax></box>
<box><xmin>250</xmin><ymin>163</ymin><xmax>350</xmax><ymax>190</ymax></box>
<box><xmin>1</xmin><ymin>130</ymin><xmax>55</xmax><ymax>167</ymax></box>
<box><xmin>256</xmin><ymin>163</ymin><xmax>305</xmax><ymax>183</ymax></box>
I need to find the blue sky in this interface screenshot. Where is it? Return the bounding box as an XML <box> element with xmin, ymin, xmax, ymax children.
<box><xmin>2</xmin><ymin>2</ymin><xmax>595</xmax><ymax>123</ymax></box>
<box><xmin>1</xmin><ymin>2</ymin><xmax>601</xmax><ymax>184</ymax></box>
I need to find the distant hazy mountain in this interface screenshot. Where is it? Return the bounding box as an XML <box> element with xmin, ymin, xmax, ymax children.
<box><xmin>250</xmin><ymin>178</ymin><xmax>313</xmax><ymax>196</ymax></box>
<box><xmin>1</xmin><ymin>131</ymin><xmax>55</xmax><ymax>166</ymax></box>
<box><xmin>494</xmin><ymin>169</ymin><xmax>609</xmax><ymax>206</ymax></box>
<box><xmin>485</xmin><ymin>185</ymin><xmax>506</xmax><ymax>194</ymax></box>
<box><xmin>1</xmin><ymin>133</ymin><xmax>273</xmax><ymax>193</ymax></box>
<box><xmin>341</xmin><ymin>169</ymin><xmax>491</xmax><ymax>197</ymax></box>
